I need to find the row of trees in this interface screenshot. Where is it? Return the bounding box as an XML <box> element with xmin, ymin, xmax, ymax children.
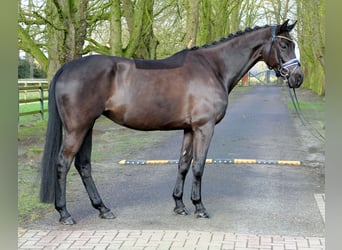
<box><xmin>18</xmin><ymin>0</ymin><xmax>325</xmax><ymax>95</ymax></box>
<box><xmin>18</xmin><ymin>58</ymin><xmax>46</xmax><ymax>78</ymax></box>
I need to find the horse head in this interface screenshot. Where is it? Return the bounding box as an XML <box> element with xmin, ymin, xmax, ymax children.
<box><xmin>263</xmin><ymin>20</ymin><xmax>304</xmax><ymax>88</ymax></box>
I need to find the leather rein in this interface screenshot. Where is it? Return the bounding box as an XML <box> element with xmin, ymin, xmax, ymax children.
<box><xmin>268</xmin><ymin>26</ymin><xmax>325</xmax><ymax>142</ymax></box>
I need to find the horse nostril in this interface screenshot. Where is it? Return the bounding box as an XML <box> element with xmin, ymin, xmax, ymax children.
<box><xmin>297</xmin><ymin>74</ymin><xmax>303</xmax><ymax>87</ymax></box>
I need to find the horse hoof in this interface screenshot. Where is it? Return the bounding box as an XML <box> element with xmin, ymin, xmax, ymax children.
<box><xmin>174</xmin><ymin>207</ymin><xmax>189</xmax><ymax>216</ymax></box>
<box><xmin>99</xmin><ymin>211</ymin><xmax>116</xmax><ymax>219</ymax></box>
<box><xmin>195</xmin><ymin>211</ymin><xmax>210</xmax><ymax>219</ymax></box>
<box><xmin>59</xmin><ymin>216</ymin><xmax>76</xmax><ymax>225</ymax></box>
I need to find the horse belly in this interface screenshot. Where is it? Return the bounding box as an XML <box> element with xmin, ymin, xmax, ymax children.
<box><xmin>107</xmin><ymin>64</ymin><xmax>193</xmax><ymax>130</ymax></box>
<box><xmin>105</xmin><ymin>91</ymin><xmax>190</xmax><ymax>131</ymax></box>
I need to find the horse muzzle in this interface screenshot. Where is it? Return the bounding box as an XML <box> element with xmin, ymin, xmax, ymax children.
<box><xmin>287</xmin><ymin>69</ymin><xmax>304</xmax><ymax>88</ymax></box>
<box><xmin>277</xmin><ymin>58</ymin><xmax>303</xmax><ymax>88</ymax></box>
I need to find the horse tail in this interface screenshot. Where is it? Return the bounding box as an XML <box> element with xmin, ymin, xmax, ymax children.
<box><xmin>40</xmin><ymin>67</ymin><xmax>64</xmax><ymax>203</ymax></box>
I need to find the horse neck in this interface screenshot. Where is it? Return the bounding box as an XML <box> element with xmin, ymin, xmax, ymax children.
<box><xmin>197</xmin><ymin>27</ymin><xmax>270</xmax><ymax>93</ymax></box>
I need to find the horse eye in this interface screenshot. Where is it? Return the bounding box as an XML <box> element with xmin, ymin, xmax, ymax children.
<box><xmin>280</xmin><ymin>43</ymin><xmax>287</xmax><ymax>50</ymax></box>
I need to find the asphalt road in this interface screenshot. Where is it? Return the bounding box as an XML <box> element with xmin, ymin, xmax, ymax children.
<box><xmin>25</xmin><ymin>85</ymin><xmax>325</xmax><ymax>237</ymax></box>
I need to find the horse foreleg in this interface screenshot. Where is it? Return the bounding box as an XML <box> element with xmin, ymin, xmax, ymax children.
<box><xmin>191</xmin><ymin>122</ymin><xmax>214</xmax><ymax>218</ymax></box>
<box><xmin>74</xmin><ymin>127</ymin><xmax>115</xmax><ymax>220</ymax></box>
<box><xmin>173</xmin><ymin>129</ymin><xmax>193</xmax><ymax>215</ymax></box>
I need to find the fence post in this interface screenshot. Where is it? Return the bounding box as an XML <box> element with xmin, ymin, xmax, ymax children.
<box><xmin>39</xmin><ymin>85</ymin><xmax>44</xmax><ymax>120</ymax></box>
<box><xmin>266</xmin><ymin>70</ymin><xmax>271</xmax><ymax>84</ymax></box>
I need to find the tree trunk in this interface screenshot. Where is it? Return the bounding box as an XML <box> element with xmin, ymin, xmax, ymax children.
<box><xmin>133</xmin><ymin>0</ymin><xmax>158</xmax><ymax>59</ymax></box>
<box><xmin>198</xmin><ymin>0</ymin><xmax>212</xmax><ymax>45</ymax></box>
<box><xmin>296</xmin><ymin>0</ymin><xmax>325</xmax><ymax>95</ymax></box>
<box><xmin>110</xmin><ymin>0</ymin><xmax>123</xmax><ymax>56</ymax></box>
<box><xmin>122</xmin><ymin>0</ymin><xmax>158</xmax><ymax>59</ymax></box>
<box><xmin>184</xmin><ymin>0</ymin><xmax>200</xmax><ymax>48</ymax></box>
<box><xmin>45</xmin><ymin>0</ymin><xmax>89</xmax><ymax>80</ymax></box>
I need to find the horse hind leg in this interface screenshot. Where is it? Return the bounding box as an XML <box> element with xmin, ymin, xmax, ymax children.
<box><xmin>74</xmin><ymin>127</ymin><xmax>115</xmax><ymax>220</ymax></box>
<box><xmin>55</xmin><ymin>129</ymin><xmax>89</xmax><ymax>225</ymax></box>
<box><xmin>173</xmin><ymin>129</ymin><xmax>193</xmax><ymax>215</ymax></box>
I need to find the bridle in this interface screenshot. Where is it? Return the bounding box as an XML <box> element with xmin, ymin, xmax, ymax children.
<box><xmin>267</xmin><ymin>25</ymin><xmax>301</xmax><ymax>80</ymax></box>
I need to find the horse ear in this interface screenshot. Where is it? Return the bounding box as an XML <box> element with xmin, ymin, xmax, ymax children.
<box><xmin>279</xmin><ymin>19</ymin><xmax>290</xmax><ymax>33</ymax></box>
<box><xmin>286</xmin><ymin>20</ymin><xmax>297</xmax><ymax>32</ymax></box>
<box><xmin>279</xmin><ymin>19</ymin><xmax>297</xmax><ymax>33</ymax></box>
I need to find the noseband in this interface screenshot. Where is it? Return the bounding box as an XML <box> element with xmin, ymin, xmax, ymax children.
<box><xmin>268</xmin><ymin>25</ymin><xmax>301</xmax><ymax>79</ymax></box>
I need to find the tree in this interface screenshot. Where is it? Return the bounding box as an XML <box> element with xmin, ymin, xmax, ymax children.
<box><xmin>197</xmin><ymin>0</ymin><xmax>261</xmax><ymax>46</ymax></box>
<box><xmin>83</xmin><ymin>0</ymin><xmax>158</xmax><ymax>59</ymax></box>
<box><xmin>18</xmin><ymin>58</ymin><xmax>47</xmax><ymax>79</ymax></box>
<box><xmin>18</xmin><ymin>58</ymin><xmax>31</xmax><ymax>78</ymax></box>
<box><xmin>19</xmin><ymin>0</ymin><xmax>157</xmax><ymax>80</ymax></box>
<box><xmin>19</xmin><ymin>0</ymin><xmax>89</xmax><ymax>80</ymax></box>
<box><xmin>296</xmin><ymin>0</ymin><xmax>325</xmax><ymax>95</ymax></box>
<box><xmin>44</xmin><ymin>0</ymin><xmax>89</xmax><ymax>78</ymax></box>
<box><xmin>184</xmin><ymin>0</ymin><xmax>200</xmax><ymax>48</ymax></box>
<box><xmin>18</xmin><ymin>0</ymin><xmax>49</xmax><ymax>74</ymax></box>
<box><xmin>121</xmin><ymin>0</ymin><xmax>158</xmax><ymax>58</ymax></box>
<box><xmin>261</xmin><ymin>0</ymin><xmax>295</xmax><ymax>24</ymax></box>
<box><xmin>109</xmin><ymin>0</ymin><xmax>123</xmax><ymax>56</ymax></box>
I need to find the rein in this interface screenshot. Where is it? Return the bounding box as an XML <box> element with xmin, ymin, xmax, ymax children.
<box><xmin>268</xmin><ymin>26</ymin><xmax>324</xmax><ymax>142</ymax></box>
<box><xmin>288</xmin><ymin>87</ymin><xmax>325</xmax><ymax>142</ymax></box>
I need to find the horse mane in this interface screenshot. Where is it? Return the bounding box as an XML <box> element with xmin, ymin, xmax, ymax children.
<box><xmin>134</xmin><ymin>24</ymin><xmax>270</xmax><ymax>70</ymax></box>
<box><xmin>188</xmin><ymin>24</ymin><xmax>270</xmax><ymax>51</ymax></box>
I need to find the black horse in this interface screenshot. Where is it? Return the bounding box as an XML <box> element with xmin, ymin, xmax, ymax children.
<box><xmin>40</xmin><ymin>20</ymin><xmax>303</xmax><ymax>224</ymax></box>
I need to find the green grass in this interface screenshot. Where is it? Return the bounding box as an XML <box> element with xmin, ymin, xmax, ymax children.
<box><xmin>19</xmin><ymin>89</ymin><xmax>49</xmax><ymax>124</ymax></box>
<box><xmin>19</xmin><ymin>101</ymin><xmax>48</xmax><ymax>113</ymax></box>
<box><xmin>18</xmin><ymin>118</ymin><xmax>49</xmax><ymax>224</ymax></box>
<box><xmin>19</xmin><ymin>90</ymin><xmax>48</xmax><ymax>100</ymax></box>
<box><xmin>287</xmin><ymin>101</ymin><xmax>324</xmax><ymax>110</ymax></box>
<box><xmin>235</xmin><ymin>85</ymin><xmax>253</xmax><ymax>92</ymax></box>
<box><xmin>18</xmin><ymin>119</ymin><xmax>47</xmax><ymax>140</ymax></box>
<box><xmin>287</xmin><ymin>98</ymin><xmax>325</xmax><ymax>131</ymax></box>
<box><xmin>18</xmin><ymin>165</ymin><xmax>52</xmax><ymax>223</ymax></box>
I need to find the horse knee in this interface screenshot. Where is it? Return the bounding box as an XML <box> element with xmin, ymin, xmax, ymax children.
<box><xmin>192</xmin><ymin>163</ymin><xmax>204</xmax><ymax>179</ymax></box>
<box><xmin>178</xmin><ymin>162</ymin><xmax>190</xmax><ymax>176</ymax></box>
<box><xmin>178</xmin><ymin>152</ymin><xmax>192</xmax><ymax>174</ymax></box>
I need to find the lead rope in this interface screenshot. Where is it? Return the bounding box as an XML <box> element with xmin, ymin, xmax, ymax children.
<box><xmin>288</xmin><ymin>87</ymin><xmax>325</xmax><ymax>142</ymax></box>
